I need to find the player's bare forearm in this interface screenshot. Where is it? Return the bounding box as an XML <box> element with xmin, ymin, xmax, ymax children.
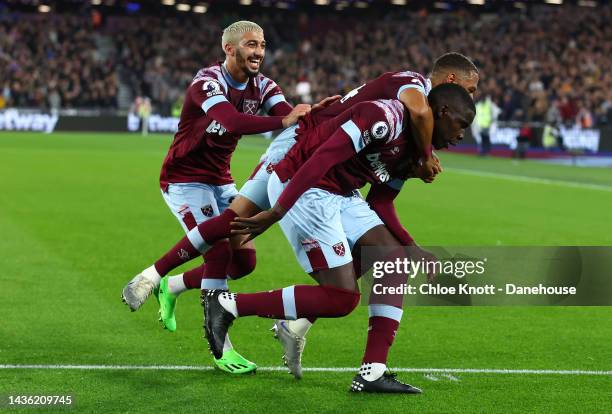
<box><xmin>230</xmin><ymin>205</ymin><xmax>286</xmax><ymax>242</ymax></box>
<box><xmin>399</xmin><ymin>88</ymin><xmax>434</xmax><ymax>160</ymax></box>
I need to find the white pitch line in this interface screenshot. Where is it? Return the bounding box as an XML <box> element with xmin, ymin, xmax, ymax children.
<box><xmin>445</xmin><ymin>167</ymin><xmax>612</xmax><ymax>193</ymax></box>
<box><xmin>0</xmin><ymin>365</ymin><xmax>610</xmax><ymax>376</ymax></box>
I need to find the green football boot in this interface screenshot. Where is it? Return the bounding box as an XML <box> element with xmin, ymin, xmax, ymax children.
<box><xmin>213</xmin><ymin>349</ymin><xmax>257</xmax><ymax>374</ymax></box>
<box><xmin>154</xmin><ymin>276</ymin><xmax>177</xmax><ymax>332</ymax></box>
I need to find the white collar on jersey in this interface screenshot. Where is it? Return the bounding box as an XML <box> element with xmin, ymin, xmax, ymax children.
<box><xmin>221</xmin><ymin>62</ymin><xmax>248</xmax><ymax>91</ymax></box>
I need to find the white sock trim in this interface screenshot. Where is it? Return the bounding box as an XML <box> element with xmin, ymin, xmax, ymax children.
<box><xmin>201</xmin><ymin>278</ymin><xmax>228</xmax><ymax>290</ymax></box>
<box><xmin>281</xmin><ymin>286</ymin><xmax>297</xmax><ymax>320</ymax></box>
<box><xmin>186</xmin><ymin>227</ymin><xmax>209</xmax><ymax>253</ymax></box>
<box><xmin>368</xmin><ymin>304</ymin><xmax>403</xmax><ymax>322</ymax></box>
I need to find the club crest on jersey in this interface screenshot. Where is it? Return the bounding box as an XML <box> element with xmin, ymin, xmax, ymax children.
<box><xmin>301</xmin><ymin>238</ymin><xmax>321</xmax><ymax>252</ymax></box>
<box><xmin>266</xmin><ymin>163</ymin><xmax>276</xmax><ymax>174</ymax></box>
<box><xmin>332</xmin><ymin>242</ymin><xmax>346</xmax><ymax>256</ymax></box>
<box><xmin>243</xmin><ymin>99</ymin><xmax>259</xmax><ymax>115</ymax></box>
<box><xmin>203</xmin><ymin>80</ymin><xmax>223</xmax><ymax>97</ymax></box>
<box><xmin>371</xmin><ymin>121</ymin><xmax>389</xmax><ymax>140</ymax></box>
<box><xmin>201</xmin><ymin>204</ymin><xmax>214</xmax><ymax>217</ymax></box>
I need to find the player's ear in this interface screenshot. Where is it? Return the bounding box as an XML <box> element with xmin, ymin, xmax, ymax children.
<box><xmin>435</xmin><ymin>104</ymin><xmax>450</xmax><ymax>119</ymax></box>
<box><xmin>223</xmin><ymin>42</ymin><xmax>234</xmax><ymax>57</ymax></box>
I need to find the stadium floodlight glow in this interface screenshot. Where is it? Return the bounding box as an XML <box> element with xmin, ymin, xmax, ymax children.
<box><xmin>162</xmin><ymin>0</ymin><xmax>175</xmax><ymax>5</ymax></box>
<box><xmin>314</xmin><ymin>0</ymin><xmax>329</xmax><ymax>5</ymax></box>
<box><xmin>544</xmin><ymin>0</ymin><xmax>562</xmax><ymax>4</ymax></box>
<box><xmin>239</xmin><ymin>0</ymin><xmax>252</xmax><ymax>4</ymax></box>
<box><xmin>91</xmin><ymin>0</ymin><xmax>102</xmax><ymax>5</ymax></box>
<box><xmin>38</xmin><ymin>4</ymin><xmax>50</xmax><ymax>12</ymax></box>
<box><xmin>578</xmin><ymin>0</ymin><xmax>597</xmax><ymax>6</ymax></box>
<box><xmin>467</xmin><ymin>0</ymin><xmax>485</xmax><ymax>4</ymax></box>
<box><xmin>355</xmin><ymin>1</ymin><xmax>368</xmax><ymax>8</ymax></box>
<box><xmin>176</xmin><ymin>3</ymin><xmax>190</xmax><ymax>11</ymax></box>
<box><xmin>193</xmin><ymin>3</ymin><xmax>207</xmax><ymax>12</ymax></box>
<box><xmin>391</xmin><ymin>0</ymin><xmax>407</xmax><ymax>5</ymax></box>
<box><xmin>513</xmin><ymin>1</ymin><xmax>526</xmax><ymax>7</ymax></box>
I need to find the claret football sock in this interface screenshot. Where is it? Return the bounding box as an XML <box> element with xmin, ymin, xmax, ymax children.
<box><xmin>235</xmin><ymin>285</ymin><xmax>360</xmax><ymax>319</ymax></box>
<box><xmin>182</xmin><ymin>264</ymin><xmax>206</xmax><ymax>289</ymax></box>
<box><xmin>362</xmin><ymin>312</ymin><xmax>401</xmax><ymax>365</ymax></box>
<box><xmin>154</xmin><ymin>238</ymin><xmax>201</xmax><ymax>276</ymax></box>
<box><xmin>359</xmin><ymin>362</ymin><xmax>387</xmax><ymax>382</ymax></box>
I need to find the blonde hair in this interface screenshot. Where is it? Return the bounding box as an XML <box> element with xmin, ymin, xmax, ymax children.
<box><xmin>221</xmin><ymin>20</ymin><xmax>263</xmax><ymax>50</ymax></box>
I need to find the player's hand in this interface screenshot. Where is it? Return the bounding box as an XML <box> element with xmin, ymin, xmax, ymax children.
<box><xmin>415</xmin><ymin>153</ymin><xmax>442</xmax><ymax>183</ymax></box>
<box><xmin>230</xmin><ymin>206</ymin><xmax>286</xmax><ymax>243</ymax></box>
<box><xmin>311</xmin><ymin>95</ymin><xmax>342</xmax><ymax>112</ymax></box>
<box><xmin>282</xmin><ymin>104</ymin><xmax>311</xmax><ymax>128</ymax></box>
<box><xmin>408</xmin><ymin>245</ymin><xmax>438</xmax><ymax>282</ymax></box>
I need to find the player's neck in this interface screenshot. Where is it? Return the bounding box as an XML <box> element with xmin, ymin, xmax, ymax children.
<box><xmin>223</xmin><ymin>60</ymin><xmax>248</xmax><ymax>85</ymax></box>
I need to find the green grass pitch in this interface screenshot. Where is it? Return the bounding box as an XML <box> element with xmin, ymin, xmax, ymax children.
<box><xmin>0</xmin><ymin>132</ymin><xmax>611</xmax><ymax>413</ymax></box>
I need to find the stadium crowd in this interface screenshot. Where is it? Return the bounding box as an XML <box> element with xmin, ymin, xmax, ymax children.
<box><xmin>1</xmin><ymin>5</ymin><xmax>610</xmax><ymax>126</ymax></box>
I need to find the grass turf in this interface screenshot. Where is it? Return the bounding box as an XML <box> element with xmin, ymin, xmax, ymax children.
<box><xmin>0</xmin><ymin>132</ymin><xmax>610</xmax><ymax>413</ymax></box>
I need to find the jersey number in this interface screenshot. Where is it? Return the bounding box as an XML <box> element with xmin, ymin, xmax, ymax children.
<box><xmin>340</xmin><ymin>84</ymin><xmax>365</xmax><ymax>104</ymax></box>
<box><xmin>206</xmin><ymin>120</ymin><xmax>227</xmax><ymax>136</ymax></box>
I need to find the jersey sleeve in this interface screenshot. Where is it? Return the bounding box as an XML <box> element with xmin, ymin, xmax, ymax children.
<box><xmin>188</xmin><ymin>78</ymin><xmax>229</xmax><ymax>114</ymax></box>
<box><xmin>260</xmin><ymin>77</ymin><xmax>289</xmax><ymax>114</ymax></box>
<box><xmin>384</xmin><ymin>72</ymin><xmax>429</xmax><ymax>100</ymax></box>
<box><xmin>340</xmin><ymin>102</ymin><xmax>392</xmax><ymax>153</ymax></box>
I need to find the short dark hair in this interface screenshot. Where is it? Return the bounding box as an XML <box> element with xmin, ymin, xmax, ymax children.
<box><xmin>428</xmin><ymin>83</ymin><xmax>476</xmax><ymax>122</ymax></box>
<box><xmin>432</xmin><ymin>52</ymin><xmax>479</xmax><ymax>77</ymax></box>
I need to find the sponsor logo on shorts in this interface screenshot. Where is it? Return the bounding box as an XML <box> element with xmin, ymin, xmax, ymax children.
<box><xmin>243</xmin><ymin>99</ymin><xmax>259</xmax><ymax>115</ymax></box>
<box><xmin>333</xmin><ymin>242</ymin><xmax>346</xmax><ymax>256</ymax></box>
<box><xmin>201</xmin><ymin>204</ymin><xmax>214</xmax><ymax>217</ymax></box>
<box><xmin>178</xmin><ymin>248</ymin><xmax>190</xmax><ymax>260</ymax></box>
<box><xmin>301</xmin><ymin>238</ymin><xmax>321</xmax><ymax>252</ymax></box>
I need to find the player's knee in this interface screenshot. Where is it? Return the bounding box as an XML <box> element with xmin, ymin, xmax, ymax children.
<box><xmin>228</xmin><ymin>248</ymin><xmax>257</xmax><ymax>279</ymax></box>
<box><xmin>201</xmin><ymin>209</ymin><xmax>238</xmax><ymax>244</ymax></box>
<box><xmin>325</xmin><ymin>286</ymin><xmax>361</xmax><ymax>316</ymax></box>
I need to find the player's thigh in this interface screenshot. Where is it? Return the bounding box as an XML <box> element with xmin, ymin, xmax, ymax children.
<box><xmin>310</xmin><ymin>263</ymin><xmax>359</xmax><ymax>292</ymax></box>
<box><xmin>238</xmin><ymin>162</ymin><xmax>275</xmax><ymax>211</ymax></box>
<box><xmin>269</xmin><ymin>176</ymin><xmax>354</xmax><ymax>275</ymax></box>
<box><xmin>161</xmin><ymin>183</ymin><xmax>221</xmax><ymax>232</ymax></box>
<box><xmin>341</xmin><ymin>194</ymin><xmax>386</xmax><ymax>250</ymax></box>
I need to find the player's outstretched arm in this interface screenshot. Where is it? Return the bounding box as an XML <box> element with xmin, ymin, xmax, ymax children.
<box><xmin>398</xmin><ymin>88</ymin><xmax>438</xmax><ymax>181</ymax></box>
<box><xmin>207</xmin><ymin>102</ymin><xmax>310</xmax><ymax>134</ymax></box>
<box><xmin>231</xmin><ymin>127</ymin><xmax>357</xmax><ymax>241</ymax></box>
